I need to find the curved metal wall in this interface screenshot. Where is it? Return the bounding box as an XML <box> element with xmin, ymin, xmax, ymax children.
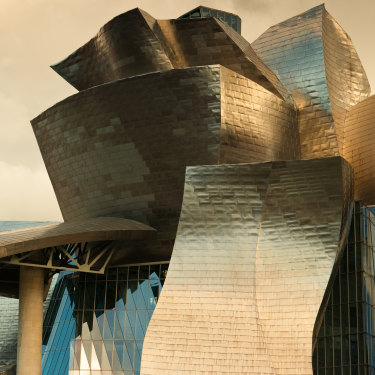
<box><xmin>141</xmin><ymin>157</ymin><xmax>353</xmax><ymax>375</ymax></box>
<box><xmin>252</xmin><ymin>4</ymin><xmax>370</xmax><ymax>159</ymax></box>
<box><xmin>52</xmin><ymin>9</ymin><xmax>288</xmax><ymax>101</ymax></box>
<box><xmin>220</xmin><ymin>67</ymin><xmax>299</xmax><ymax>162</ymax></box>
<box><xmin>32</xmin><ymin>65</ymin><xmax>297</xmax><ymax>260</ymax></box>
<box><xmin>32</xmin><ymin>66</ymin><xmax>222</xmax><ymax>260</ymax></box>
<box><xmin>322</xmin><ymin>10</ymin><xmax>370</xmax><ymax>154</ymax></box>
<box><xmin>343</xmin><ymin>95</ymin><xmax>375</xmax><ymax>204</ymax></box>
<box><xmin>51</xmin><ymin>9</ymin><xmax>174</xmax><ymax>91</ymax></box>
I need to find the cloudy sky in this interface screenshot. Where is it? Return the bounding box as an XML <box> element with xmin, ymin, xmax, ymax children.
<box><xmin>0</xmin><ymin>0</ymin><xmax>374</xmax><ymax>221</ymax></box>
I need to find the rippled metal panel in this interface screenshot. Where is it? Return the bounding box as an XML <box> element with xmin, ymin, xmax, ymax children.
<box><xmin>252</xmin><ymin>4</ymin><xmax>370</xmax><ymax>159</ymax></box>
<box><xmin>141</xmin><ymin>157</ymin><xmax>353</xmax><ymax>375</ymax></box>
<box><xmin>52</xmin><ymin>9</ymin><xmax>289</xmax><ymax>101</ymax></box>
<box><xmin>32</xmin><ymin>65</ymin><xmax>297</xmax><ymax>260</ymax></box>
<box><xmin>322</xmin><ymin>11</ymin><xmax>371</xmax><ymax>154</ymax></box>
<box><xmin>343</xmin><ymin>95</ymin><xmax>375</xmax><ymax>205</ymax></box>
<box><xmin>220</xmin><ymin>66</ymin><xmax>299</xmax><ymax>162</ymax></box>
<box><xmin>152</xmin><ymin>17</ymin><xmax>290</xmax><ymax>101</ymax></box>
<box><xmin>32</xmin><ymin>66</ymin><xmax>222</xmax><ymax>260</ymax></box>
<box><xmin>51</xmin><ymin>8</ymin><xmax>174</xmax><ymax>91</ymax></box>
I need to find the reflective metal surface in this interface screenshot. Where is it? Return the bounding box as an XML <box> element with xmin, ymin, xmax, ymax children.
<box><xmin>51</xmin><ymin>9</ymin><xmax>174</xmax><ymax>91</ymax></box>
<box><xmin>141</xmin><ymin>157</ymin><xmax>353</xmax><ymax>375</ymax></box>
<box><xmin>252</xmin><ymin>4</ymin><xmax>370</xmax><ymax>159</ymax></box>
<box><xmin>32</xmin><ymin>65</ymin><xmax>297</xmax><ymax>261</ymax></box>
<box><xmin>178</xmin><ymin>6</ymin><xmax>241</xmax><ymax>34</ymax></box>
<box><xmin>343</xmin><ymin>94</ymin><xmax>375</xmax><ymax>205</ymax></box>
<box><xmin>25</xmin><ymin>3</ymin><xmax>375</xmax><ymax>374</ymax></box>
<box><xmin>52</xmin><ymin>8</ymin><xmax>288</xmax><ymax>100</ymax></box>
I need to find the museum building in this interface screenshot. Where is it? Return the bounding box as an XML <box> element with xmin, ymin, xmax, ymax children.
<box><xmin>0</xmin><ymin>4</ymin><xmax>374</xmax><ymax>375</ymax></box>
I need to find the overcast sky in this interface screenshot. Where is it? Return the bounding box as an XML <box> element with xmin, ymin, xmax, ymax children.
<box><xmin>0</xmin><ymin>0</ymin><xmax>374</xmax><ymax>221</ymax></box>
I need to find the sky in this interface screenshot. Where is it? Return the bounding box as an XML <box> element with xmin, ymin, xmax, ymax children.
<box><xmin>0</xmin><ymin>0</ymin><xmax>374</xmax><ymax>221</ymax></box>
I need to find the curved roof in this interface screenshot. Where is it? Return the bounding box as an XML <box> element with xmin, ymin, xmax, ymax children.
<box><xmin>0</xmin><ymin>217</ymin><xmax>155</xmax><ymax>258</ymax></box>
<box><xmin>51</xmin><ymin>8</ymin><xmax>290</xmax><ymax>101</ymax></box>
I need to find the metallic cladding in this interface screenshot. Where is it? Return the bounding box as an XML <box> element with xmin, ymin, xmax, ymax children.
<box><xmin>0</xmin><ymin>217</ymin><xmax>154</xmax><ymax>257</ymax></box>
<box><xmin>153</xmin><ymin>17</ymin><xmax>290</xmax><ymax>101</ymax></box>
<box><xmin>220</xmin><ymin>67</ymin><xmax>299</xmax><ymax>162</ymax></box>
<box><xmin>252</xmin><ymin>4</ymin><xmax>371</xmax><ymax>159</ymax></box>
<box><xmin>322</xmin><ymin>10</ymin><xmax>370</xmax><ymax>154</ymax></box>
<box><xmin>26</xmin><ymin>4</ymin><xmax>375</xmax><ymax>374</ymax></box>
<box><xmin>343</xmin><ymin>95</ymin><xmax>375</xmax><ymax>204</ymax></box>
<box><xmin>141</xmin><ymin>157</ymin><xmax>353</xmax><ymax>375</ymax></box>
<box><xmin>52</xmin><ymin>8</ymin><xmax>288</xmax><ymax>101</ymax></box>
<box><xmin>51</xmin><ymin>9</ymin><xmax>173</xmax><ymax>91</ymax></box>
<box><xmin>31</xmin><ymin>64</ymin><xmax>297</xmax><ymax>260</ymax></box>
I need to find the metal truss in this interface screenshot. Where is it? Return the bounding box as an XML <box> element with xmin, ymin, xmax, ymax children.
<box><xmin>0</xmin><ymin>241</ymin><xmax>115</xmax><ymax>274</ymax></box>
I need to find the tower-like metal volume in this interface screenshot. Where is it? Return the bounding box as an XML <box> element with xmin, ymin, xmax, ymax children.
<box><xmin>1</xmin><ymin>4</ymin><xmax>375</xmax><ymax>375</ymax></box>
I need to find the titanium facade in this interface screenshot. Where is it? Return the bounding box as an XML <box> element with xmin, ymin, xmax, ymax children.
<box><xmin>252</xmin><ymin>5</ymin><xmax>370</xmax><ymax>160</ymax></box>
<box><xmin>343</xmin><ymin>95</ymin><xmax>375</xmax><ymax>205</ymax></box>
<box><xmin>1</xmin><ymin>4</ymin><xmax>375</xmax><ymax>375</ymax></box>
<box><xmin>31</xmin><ymin>65</ymin><xmax>298</xmax><ymax>261</ymax></box>
<box><xmin>178</xmin><ymin>6</ymin><xmax>241</xmax><ymax>34</ymax></box>
<box><xmin>141</xmin><ymin>157</ymin><xmax>353</xmax><ymax>375</ymax></box>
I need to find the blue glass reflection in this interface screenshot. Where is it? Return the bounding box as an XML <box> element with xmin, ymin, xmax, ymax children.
<box><xmin>42</xmin><ymin>263</ymin><xmax>167</xmax><ymax>374</ymax></box>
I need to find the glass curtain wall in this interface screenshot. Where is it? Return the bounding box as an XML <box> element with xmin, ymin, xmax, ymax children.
<box><xmin>42</xmin><ymin>263</ymin><xmax>168</xmax><ymax>375</ymax></box>
<box><xmin>313</xmin><ymin>203</ymin><xmax>375</xmax><ymax>374</ymax></box>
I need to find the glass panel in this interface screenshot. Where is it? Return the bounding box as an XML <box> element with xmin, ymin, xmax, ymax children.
<box><xmin>326</xmin><ymin>336</ymin><xmax>333</xmax><ymax>367</ymax></box>
<box><xmin>139</xmin><ymin>266</ymin><xmax>149</xmax><ymax>280</ymax></box>
<box><xmin>95</xmin><ymin>281</ymin><xmax>106</xmax><ymax>310</ymax></box>
<box><xmin>317</xmin><ymin>340</ymin><xmax>325</xmax><ymax>367</ymax></box>
<box><xmin>84</xmin><ymin>281</ymin><xmax>96</xmax><ymax>310</ymax></box>
<box><xmin>126</xmin><ymin>281</ymin><xmax>138</xmax><ymax>310</ymax></box>
<box><xmin>107</xmin><ymin>268</ymin><xmax>117</xmax><ymax>281</ymax></box>
<box><xmin>333</xmin><ymin>335</ymin><xmax>341</xmax><ymax>367</ymax></box>
<box><xmin>137</xmin><ymin>281</ymin><xmax>148</xmax><ymax>310</ymax></box>
<box><xmin>43</xmin><ymin>263</ymin><xmax>167</xmax><ymax>374</ymax></box>
<box><xmin>105</xmin><ymin>281</ymin><xmax>117</xmax><ymax>310</ymax></box>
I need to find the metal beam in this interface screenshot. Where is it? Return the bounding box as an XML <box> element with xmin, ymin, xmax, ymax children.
<box><xmin>0</xmin><ymin>241</ymin><xmax>116</xmax><ymax>274</ymax></box>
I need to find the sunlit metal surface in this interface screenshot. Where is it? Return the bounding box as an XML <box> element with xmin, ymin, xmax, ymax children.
<box><xmin>141</xmin><ymin>157</ymin><xmax>353</xmax><ymax>375</ymax></box>
<box><xmin>252</xmin><ymin>4</ymin><xmax>370</xmax><ymax>159</ymax></box>
<box><xmin>26</xmin><ymin>3</ymin><xmax>375</xmax><ymax>374</ymax></box>
<box><xmin>343</xmin><ymin>94</ymin><xmax>375</xmax><ymax>205</ymax></box>
<box><xmin>178</xmin><ymin>6</ymin><xmax>242</xmax><ymax>34</ymax></box>
<box><xmin>51</xmin><ymin>9</ymin><xmax>174</xmax><ymax>91</ymax></box>
<box><xmin>32</xmin><ymin>65</ymin><xmax>298</xmax><ymax>261</ymax></box>
<box><xmin>52</xmin><ymin>8</ymin><xmax>289</xmax><ymax>101</ymax></box>
<box><xmin>0</xmin><ymin>217</ymin><xmax>155</xmax><ymax>295</ymax></box>
<box><xmin>0</xmin><ymin>217</ymin><xmax>154</xmax><ymax>258</ymax></box>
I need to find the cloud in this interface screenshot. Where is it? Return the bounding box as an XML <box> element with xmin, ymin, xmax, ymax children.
<box><xmin>0</xmin><ymin>161</ymin><xmax>62</xmax><ymax>221</ymax></box>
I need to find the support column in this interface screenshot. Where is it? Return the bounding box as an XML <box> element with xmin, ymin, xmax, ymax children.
<box><xmin>17</xmin><ymin>266</ymin><xmax>45</xmax><ymax>375</ymax></box>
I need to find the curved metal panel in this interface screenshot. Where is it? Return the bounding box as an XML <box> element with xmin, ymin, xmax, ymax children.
<box><xmin>322</xmin><ymin>10</ymin><xmax>370</xmax><ymax>154</ymax></box>
<box><xmin>343</xmin><ymin>94</ymin><xmax>375</xmax><ymax>205</ymax></box>
<box><xmin>32</xmin><ymin>65</ymin><xmax>297</xmax><ymax>260</ymax></box>
<box><xmin>152</xmin><ymin>17</ymin><xmax>290</xmax><ymax>101</ymax></box>
<box><xmin>0</xmin><ymin>217</ymin><xmax>155</xmax><ymax>258</ymax></box>
<box><xmin>220</xmin><ymin>67</ymin><xmax>299</xmax><ymax>162</ymax></box>
<box><xmin>254</xmin><ymin>157</ymin><xmax>353</xmax><ymax>375</ymax></box>
<box><xmin>252</xmin><ymin>4</ymin><xmax>370</xmax><ymax>159</ymax></box>
<box><xmin>141</xmin><ymin>157</ymin><xmax>353</xmax><ymax>375</ymax></box>
<box><xmin>51</xmin><ymin>8</ymin><xmax>174</xmax><ymax>91</ymax></box>
<box><xmin>52</xmin><ymin>9</ymin><xmax>289</xmax><ymax>101</ymax></box>
<box><xmin>32</xmin><ymin>66</ymin><xmax>223</xmax><ymax>261</ymax></box>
